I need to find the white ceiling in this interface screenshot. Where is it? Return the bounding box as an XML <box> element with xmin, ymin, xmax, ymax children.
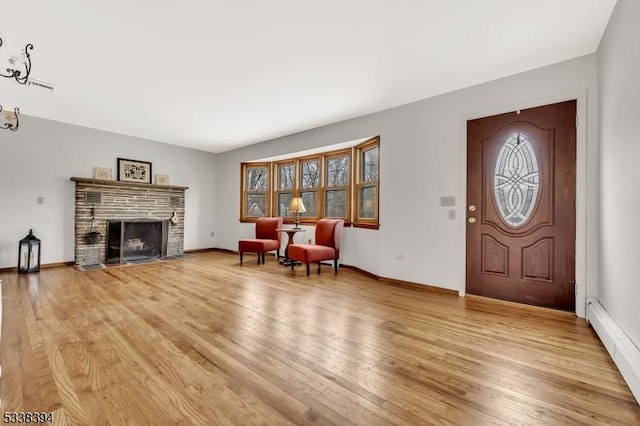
<box><xmin>1</xmin><ymin>1</ymin><xmax>616</xmax><ymax>153</ymax></box>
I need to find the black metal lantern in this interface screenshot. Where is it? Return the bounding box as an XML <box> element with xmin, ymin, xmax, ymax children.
<box><xmin>18</xmin><ymin>229</ymin><xmax>41</xmax><ymax>273</ymax></box>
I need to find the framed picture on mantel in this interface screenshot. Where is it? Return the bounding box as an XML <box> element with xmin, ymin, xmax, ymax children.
<box><xmin>155</xmin><ymin>174</ymin><xmax>170</xmax><ymax>185</ymax></box>
<box><xmin>117</xmin><ymin>158</ymin><xmax>152</xmax><ymax>184</ymax></box>
<box><xmin>94</xmin><ymin>166</ymin><xmax>113</xmax><ymax>180</ymax></box>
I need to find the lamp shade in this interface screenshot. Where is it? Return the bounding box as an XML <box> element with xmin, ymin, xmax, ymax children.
<box><xmin>288</xmin><ymin>197</ymin><xmax>307</xmax><ymax>213</ymax></box>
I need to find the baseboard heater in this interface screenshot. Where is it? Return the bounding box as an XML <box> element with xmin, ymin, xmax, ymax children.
<box><xmin>586</xmin><ymin>298</ymin><xmax>640</xmax><ymax>403</ymax></box>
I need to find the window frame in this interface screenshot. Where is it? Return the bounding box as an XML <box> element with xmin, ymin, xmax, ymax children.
<box><xmin>273</xmin><ymin>160</ymin><xmax>296</xmax><ymax>221</ymax></box>
<box><xmin>240</xmin><ymin>162</ymin><xmax>271</xmax><ymax>221</ymax></box>
<box><xmin>322</xmin><ymin>148</ymin><xmax>352</xmax><ymax>222</ymax></box>
<box><xmin>354</xmin><ymin>137</ymin><xmax>380</xmax><ymax>229</ymax></box>
<box><xmin>239</xmin><ymin>136</ymin><xmax>379</xmax><ymax>229</ymax></box>
<box><xmin>297</xmin><ymin>155</ymin><xmax>322</xmax><ymax>224</ymax></box>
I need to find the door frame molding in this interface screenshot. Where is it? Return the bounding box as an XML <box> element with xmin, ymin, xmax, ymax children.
<box><xmin>458</xmin><ymin>91</ymin><xmax>588</xmax><ymax>317</ymax></box>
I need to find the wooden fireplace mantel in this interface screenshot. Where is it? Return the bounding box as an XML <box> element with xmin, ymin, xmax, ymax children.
<box><xmin>71</xmin><ymin>177</ymin><xmax>189</xmax><ymax>190</ymax></box>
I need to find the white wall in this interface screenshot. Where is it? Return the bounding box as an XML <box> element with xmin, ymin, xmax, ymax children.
<box><xmin>215</xmin><ymin>55</ymin><xmax>599</xmax><ymax>303</ymax></box>
<box><xmin>597</xmin><ymin>0</ymin><xmax>640</xmax><ymax>348</ymax></box>
<box><xmin>0</xmin><ymin>116</ymin><xmax>216</xmax><ymax>268</ymax></box>
<box><xmin>2</xmin><ymin>54</ymin><xmax>600</xmax><ymax>314</ymax></box>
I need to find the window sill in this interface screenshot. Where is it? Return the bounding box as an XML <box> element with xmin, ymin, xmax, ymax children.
<box><xmin>352</xmin><ymin>222</ymin><xmax>380</xmax><ymax>230</ymax></box>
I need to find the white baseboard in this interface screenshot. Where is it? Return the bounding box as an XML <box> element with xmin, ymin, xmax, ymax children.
<box><xmin>586</xmin><ymin>298</ymin><xmax>640</xmax><ymax>404</ymax></box>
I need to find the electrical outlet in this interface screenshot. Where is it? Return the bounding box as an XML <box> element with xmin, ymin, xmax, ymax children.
<box><xmin>210</xmin><ymin>231</ymin><xmax>215</xmax><ymax>237</ymax></box>
<box><xmin>448</xmin><ymin>209</ymin><xmax>456</xmax><ymax>220</ymax></box>
<box><xmin>37</xmin><ymin>196</ymin><xmax>45</xmax><ymax>205</ymax></box>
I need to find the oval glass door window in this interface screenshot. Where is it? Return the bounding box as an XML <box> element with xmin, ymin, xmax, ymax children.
<box><xmin>493</xmin><ymin>132</ymin><xmax>539</xmax><ymax>227</ymax></box>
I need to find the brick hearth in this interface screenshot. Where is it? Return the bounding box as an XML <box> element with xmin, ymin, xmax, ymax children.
<box><xmin>71</xmin><ymin>177</ymin><xmax>188</xmax><ymax>266</ymax></box>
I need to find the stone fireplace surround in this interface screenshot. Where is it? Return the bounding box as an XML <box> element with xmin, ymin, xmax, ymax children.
<box><xmin>71</xmin><ymin>177</ymin><xmax>188</xmax><ymax>266</ymax></box>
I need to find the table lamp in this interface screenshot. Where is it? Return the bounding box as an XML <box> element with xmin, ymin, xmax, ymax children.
<box><xmin>288</xmin><ymin>197</ymin><xmax>306</xmax><ymax>229</ymax></box>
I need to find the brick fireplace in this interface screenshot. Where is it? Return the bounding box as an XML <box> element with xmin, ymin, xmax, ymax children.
<box><xmin>71</xmin><ymin>177</ymin><xmax>188</xmax><ymax>266</ymax></box>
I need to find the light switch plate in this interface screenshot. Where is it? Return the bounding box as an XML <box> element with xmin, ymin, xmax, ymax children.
<box><xmin>440</xmin><ymin>196</ymin><xmax>456</xmax><ymax>207</ymax></box>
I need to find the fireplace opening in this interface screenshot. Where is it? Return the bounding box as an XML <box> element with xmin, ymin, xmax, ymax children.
<box><xmin>106</xmin><ymin>220</ymin><xmax>168</xmax><ymax>264</ymax></box>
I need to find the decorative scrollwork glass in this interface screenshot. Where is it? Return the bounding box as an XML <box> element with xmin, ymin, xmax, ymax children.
<box><xmin>494</xmin><ymin>132</ymin><xmax>539</xmax><ymax>227</ymax></box>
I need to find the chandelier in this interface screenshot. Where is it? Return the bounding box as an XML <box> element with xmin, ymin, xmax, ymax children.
<box><xmin>1</xmin><ymin>36</ymin><xmax>33</xmax><ymax>131</ymax></box>
<box><xmin>0</xmin><ymin>105</ymin><xmax>19</xmax><ymax>131</ymax></box>
<box><xmin>0</xmin><ymin>36</ymin><xmax>33</xmax><ymax>85</ymax></box>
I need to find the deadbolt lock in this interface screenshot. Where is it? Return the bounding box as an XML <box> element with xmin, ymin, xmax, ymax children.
<box><xmin>468</xmin><ymin>205</ymin><xmax>476</xmax><ymax>212</ymax></box>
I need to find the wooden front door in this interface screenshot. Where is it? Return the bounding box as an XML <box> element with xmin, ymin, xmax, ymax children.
<box><xmin>466</xmin><ymin>100</ymin><xmax>576</xmax><ymax>311</ymax></box>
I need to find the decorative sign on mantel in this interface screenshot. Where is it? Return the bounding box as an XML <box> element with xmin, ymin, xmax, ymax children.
<box><xmin>94</xmin><ymin>167</ymin><xmax>113</xmax><ymax>180</ymax></box>
<box><xmin>155</xmin><ymin>174</ymin><xmax>170</xmax><ymax>185</ymax></box>
<box><xmin>117</xmin><ymin>158</ymin><xmax>152</xmax><ymax>184</ymax></box>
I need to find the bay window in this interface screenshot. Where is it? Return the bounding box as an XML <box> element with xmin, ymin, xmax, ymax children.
<box><xmin>240</xmin><ymin>136</ymin><xmax>379</xmax><ymax>228</ymax></box>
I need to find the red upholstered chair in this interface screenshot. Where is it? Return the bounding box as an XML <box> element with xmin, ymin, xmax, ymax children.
<box><xmin>288</xmin><ymin>219</ymin><xmax>344</xmax><ymax>276</ymax></box>
<box><xmin>238</xmin><ymin>217</ymin><xmax>283</xmax><ymax>265</ymax></box>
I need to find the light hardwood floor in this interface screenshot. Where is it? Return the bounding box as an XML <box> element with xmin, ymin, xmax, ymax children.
<box><xmin>1</xmin><ymin>251</ymin><xmax>638</xmax><ymax>425</ymax></box>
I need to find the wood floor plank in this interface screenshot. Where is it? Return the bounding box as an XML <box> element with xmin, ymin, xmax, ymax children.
<box><xmin>1</xmin><ymin>252</ymin><xmax>639</xmax><ymax>425</ymax></box>
<box><xmin>45</xmin><ymin>341</ymin><xmax>90</xmax><ymax>425</ymax></box>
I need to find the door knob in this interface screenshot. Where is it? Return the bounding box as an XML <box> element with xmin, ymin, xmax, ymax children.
<box><xmin>468</xmin><ymin>205</ymin><xmax>476</xmax><ymax>212</ymax></box>
<box><xmin>468</xmin><ymin>217</ymin><xmax>477</xmax><ymax>224</ymax></box>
